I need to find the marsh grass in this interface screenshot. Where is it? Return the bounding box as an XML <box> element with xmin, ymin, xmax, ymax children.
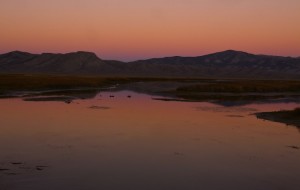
<box><xmin>1</xmin><ymin>74</ymin><xmax>300</xmax><ymax>103</ymax></box>
<box><xmin>176</xmin><ymin>80</ymin><xmax>300</xmax><ymax>93</ymax></box>
<box><xmin>0</xmin><ymin>74</ymin><xmax>208</xmax><ymax>92</ymax></box>
<box><xmin>0</xmin><ymin>74</ymin><xmax>119</xmax><ymax>91</ymax></box>
<box><xmin>266</xmin><ymin>108</ymin><xmax>300</xmax><ymax>118</ymax></box>
<box><xmin>175</xmin><ymin>93</ymin><xmax>289</xmax><ymax>101</ymax></box>
<box><xmin>256</xmin><ymin>108</ymin><xmax>300</xmax><ymax>128</ymax></box>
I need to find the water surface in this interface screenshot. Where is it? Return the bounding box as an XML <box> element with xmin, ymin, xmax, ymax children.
<box><xmin>0</xmin><ymin>91</ymin><xmax>300</xmax><ymax>190</ymax></box>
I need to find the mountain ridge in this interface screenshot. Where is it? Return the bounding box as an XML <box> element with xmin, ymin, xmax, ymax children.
<box><xmin>1</xmin><ymin>50</ymin><xmax>300</xmax><ymax>79</ymax></box>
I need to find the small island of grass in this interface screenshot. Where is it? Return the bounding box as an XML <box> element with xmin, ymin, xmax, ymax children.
<box><xmin>256</xmin><ymin>108</ymin><xmax>300</xmax><ymax>128</ymax></box>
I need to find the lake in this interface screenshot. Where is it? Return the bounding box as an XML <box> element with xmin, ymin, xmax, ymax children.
<box><xmin>0</xmin><ymin>90</ymin><xmax>300</xmax><ymax>190</ymax></box>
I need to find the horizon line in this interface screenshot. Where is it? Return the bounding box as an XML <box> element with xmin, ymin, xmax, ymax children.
<box><xmin>1</xmin><ymin>49</ymin><xmax>299</xmax><ymax>62</ymax></box>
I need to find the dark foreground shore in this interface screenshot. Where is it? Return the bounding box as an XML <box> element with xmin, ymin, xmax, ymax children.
<box><xmin>256</xmin><ymin>108</ymin><xmax>300</xmax><ymax>128</ymax></box>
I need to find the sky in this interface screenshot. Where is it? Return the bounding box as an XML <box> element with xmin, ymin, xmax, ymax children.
<box><xmin>1</xmin><ymin>0</ymin><xmax>300</xmax><ymax>61</ymax></box>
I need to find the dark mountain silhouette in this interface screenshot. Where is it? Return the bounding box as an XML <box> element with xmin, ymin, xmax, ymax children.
<box><xmin>0</xmin><ymin>51</ymin><xmax>119</xmax><ymax>74</ymax></box>
<box><xmin>0</xmin><ymin>50</ymin><xmax>300</xmax><ymax>79</ymax></box>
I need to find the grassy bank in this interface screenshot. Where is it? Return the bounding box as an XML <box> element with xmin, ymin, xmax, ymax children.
<box><xmin>176</xmin><ymin>80</ymin><xmax>300</xmax><ymax>93</ymax></box>
<box><xmin>1</xmin><ymin>74</ymin><xmax>300</xmax><ymax>92</ymax></box>
<box><xmin>170</xmin><ymin>80</ymin><xmax>300</xmax><ymax>102</ymax></box>
<box><xmin>0</xmin><ymin>74</ymin><xmax>127</xmax><ymax>92</ymax></box>
<box><xmin>0</xmin><ymin>74</ymin><xmax>209</xmax><ymax>93</ymax></box>
<box><xmin>256</xmin><ymin>108</ymin><xmax>300</xmax><ymax>128</ymax></box>
<box><xmin>1</xmin><ymin>74</ymin><xmax>300</xmax><ymax>103</ymax></box>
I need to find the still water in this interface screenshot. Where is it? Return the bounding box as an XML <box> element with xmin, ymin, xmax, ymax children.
<box><xmin>0</xmin><ymin>91</ymin><xmax>300</xmax><ymax>190</ymax></box>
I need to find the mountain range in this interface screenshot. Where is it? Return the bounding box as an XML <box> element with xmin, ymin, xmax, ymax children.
<box><xmin>0</xmin><ymin>50</ymin><xmax>300</xmax><ymax>79</ymax></box>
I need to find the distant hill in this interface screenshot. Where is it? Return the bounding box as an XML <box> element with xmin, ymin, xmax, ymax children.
<box><xmin>0</xmin><ymin>50</ymin><xmax>300</xmax><ymax>79</ymax></box>
<box><xmin>0</xmin><ymin>51</ymin><xmax>120</xmax><ymax>75</ymax></box>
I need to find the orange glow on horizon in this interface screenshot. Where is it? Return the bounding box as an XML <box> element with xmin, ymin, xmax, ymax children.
<box><xmin>1</xmin><ymin>0</ymin><xmax>300</xmax><ymax>61</ymax></box>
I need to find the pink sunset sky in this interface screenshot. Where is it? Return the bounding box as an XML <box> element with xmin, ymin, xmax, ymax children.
<box><xmin>1</xmin><ymin>0</ymin><xmax>300</xmax><ymax>61</ymax></box>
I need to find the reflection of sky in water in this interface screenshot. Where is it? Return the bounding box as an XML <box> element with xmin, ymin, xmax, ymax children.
<box><xmin>0</xmin><ymin>91</ymin><xmax>300</xmax><ymax>190</ymax></box>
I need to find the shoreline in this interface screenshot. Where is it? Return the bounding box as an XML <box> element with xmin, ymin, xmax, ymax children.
<box><xmin>255</xmin><ymin>108</ymin><xmax>300</xmax><ymax>128</ymax></box>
